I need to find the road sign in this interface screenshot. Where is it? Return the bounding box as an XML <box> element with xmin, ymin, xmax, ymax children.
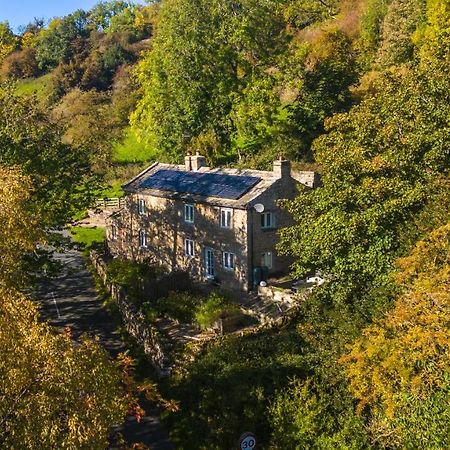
<box><xmin>239</xmin><ymin>432</ymin><xmax>256</xmax><ymax>450</ymax></box>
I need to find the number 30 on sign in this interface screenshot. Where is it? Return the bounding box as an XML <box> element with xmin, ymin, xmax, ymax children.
<box><xmin>239</xmin><ymin>432</ymin><xmax>256</xmax><ymax>450</ymax></box>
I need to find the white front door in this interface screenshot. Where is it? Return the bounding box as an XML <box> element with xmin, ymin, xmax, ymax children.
<box><xmin>204</xmin><ymin>248</ymin><xmax>215</xmax><ymax>279</ymax></box>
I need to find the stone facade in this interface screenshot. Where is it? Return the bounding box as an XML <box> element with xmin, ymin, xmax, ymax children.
<box><xmin>107</xmin><ymin>156</ymin><xmax>318</xmax><ymax>292</ymax></box>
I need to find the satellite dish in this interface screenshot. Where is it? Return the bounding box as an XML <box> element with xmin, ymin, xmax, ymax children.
<box><xmin>254</xmin><ymin>203</ymin><xmax>265</xmax><ymax>213</ymax></box>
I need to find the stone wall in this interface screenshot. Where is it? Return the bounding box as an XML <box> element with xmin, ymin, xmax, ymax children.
<box><xmin>248</xmin><ymin>176</ymin><xmax>299</xmax><ymax>279</ymax></box>
<box><xmin>107</xmin><ymin>194</ymin><xmax>250</xmax><ymax>291</ymax></box>
<box><xmin>90</xmin><ymin>251</ymin><xmax>171</xmax><ymax>377</ymax></box>
<box><xmin>257</xmin><ymin>285</ymin><xmax>297</xmax><ymax>304</ymax></box>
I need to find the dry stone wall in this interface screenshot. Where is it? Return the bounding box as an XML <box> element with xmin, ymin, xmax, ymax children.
<box><xmin>90</xmin><ymin>251</ymin><xmax>171</xmax><ymax>377</ymax></box>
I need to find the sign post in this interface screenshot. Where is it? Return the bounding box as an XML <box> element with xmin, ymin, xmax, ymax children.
<box><xmin>239</xmin><ymin>432</ymin><xmax>256</xmax><ymax>450</ymax></box>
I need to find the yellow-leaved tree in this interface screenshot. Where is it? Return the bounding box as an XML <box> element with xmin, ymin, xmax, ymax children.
<box><xmin>0</xmin><ymin>165</ymin><xmax>41</xmax><ymax>288</ymax></box>
<box><xmin>342</xmin><ymin>223</ymin><xmax>450</xmax><ymax>448</ymax></box>
<box><xmin>0</xmin><ymin>166</ymin><xmax>127</xmax><ymax>448</ymax></box>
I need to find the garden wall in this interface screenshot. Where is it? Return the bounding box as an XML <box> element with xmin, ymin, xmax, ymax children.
<box><xmin>90</xmin><ymin>251</ymin><xmax>172</xmax><ymax>377</ymax></box>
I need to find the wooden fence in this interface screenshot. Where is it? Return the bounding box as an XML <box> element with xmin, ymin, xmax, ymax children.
<box><xmin>94</xmin><ymin>197</ymin><xmax>125</xmax><ymax>209</ymax></box>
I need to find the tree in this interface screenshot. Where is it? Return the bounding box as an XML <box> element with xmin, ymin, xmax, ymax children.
<box><xmin>0</xmin><ymin>83</ymin><xmax>100</xmax><ymax>228</ymax></box>
<box><xmin>0</xmin><ymin>48</ymin><xmax>39</xmax><ymax>79</ymax></box>
<box><xmin>375</xmin><ymin>0</ymin><xmax>426</xmax><ymax>67</ymax></box>
<box><xmin>51</xmin><ymin>88</ymin><xmax>120</xmax><ymax>172</ymax></box>
<box><xmin>278</xmin><ymin>64</ymin><xmax>449</xmax><ymax>306</ymax></box>
<box><xmin>131</xmin><ymin>0</ymin><xmax>287</xmax><ymax>162</ymax></box>
<box><xmin>0</xmin><ymin>22</ymin><xmax>18</xmax><ymax>65</ymax></box>
<box><xmin>0</xmin><ymin>166</ymin><xmax>41</xmax><ymax>288</ymax></box>
<box><xmin>342</xmin><ymin>223</ymin><xmax>450</xmax><ymax>448</ymax></box>
<box><xmin>282</xmin><ymin>0</ymin><xmax>339</xmax><ymax>29</ymax></box>
<box><xmin>0</xmin><ymin>284</ymin><xmax>127</xmax><ymax>449</ymax></box>
<box><xmin>0</xmin><ymin>166</ymin><xmax>127</xmax><ymax>448</ymax></box>
<box><xmin>269</xmin><ymin>379</ymin><xmax>370</xmax><ymax>449</ymax></box>
<box><xmin>34</xmin><ymin>11</ymin><xmax>89</xmax><ymax>71</ymax></box>
<box><xmin>87</xmin><ymin>1</ymin><xmax>132</xmax><ymax>31</ymax></box>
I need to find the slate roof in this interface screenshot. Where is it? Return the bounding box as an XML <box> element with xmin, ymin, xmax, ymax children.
<box><xmin>123</xmin><ymin>162</ymin><xmax>281</xmax><ymax>208</ymax></box>
<box><xmin>139</xmin><ymin>169</ymin><xmax>262</xmax><ymax>200</ymax></box>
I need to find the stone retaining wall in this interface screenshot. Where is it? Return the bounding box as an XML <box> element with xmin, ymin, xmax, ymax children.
<box><xmin>257</xmin><ymin>285</ymin><xmax>297</xmax><ymax>304</ymax></box>
<box><xmin>90</xmin><ymin>251</ymin><xmax>171</xmax><ymax>377</ymax></box>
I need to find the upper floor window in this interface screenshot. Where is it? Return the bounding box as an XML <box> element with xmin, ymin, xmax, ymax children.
<box><xmin>184</xmin><ymin>204</ymin><xmax>194</xmax><ymax>223</ymax></box>
<box><xmin>138</xmin><ymin>199</ymin><xmax>146</xmax><ymax>215</ymax></box>
<box><xmin>261</xmin><ymin>251</ymin><xmax>273</xmax><ymax>269</ymax></box>
<box><xmin>138</xmin><ymin>230</ymin><xmax>147</xmax><ymax>248</ymax></box>
<box><xmin>185</xmin><ymin>239</ymin><xmax>195</xmax><ymax>257</ymax></box>
<box><xmin>261</xmin><ymin>212</ymin><xmax>275</xmax><ymax>229</ymax></box>
<box><xmin>111</xmin><ymin>225</ymin><xmax>118</xmax><ymax>240</ymax></box>
<box><xmin>222</xmin><ymin>251</ymin><xmax>235</xmax><ymax>270</ymax></box>
<box><xmin>220</xmin><ymin>208</ymin><xmax>232</xmax><ymax>228</ymax></box>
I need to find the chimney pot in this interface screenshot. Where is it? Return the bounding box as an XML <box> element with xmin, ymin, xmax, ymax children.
<box><xmin>273</xmin><ymin>158</ymin><xmax>291</xmax><ymax>179</ymax></box>
<box><xmin>185</xmin><ymin>152</ymin><xmax>207</xmax><ymax>171</ymax></box>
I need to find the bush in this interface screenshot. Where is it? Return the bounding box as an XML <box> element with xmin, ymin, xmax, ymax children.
<box><xmin>106</xmin><ymin>258</ymin><xmax>165</xmax><ymax>301</ymax></box>
<box><xmin>156</xmin><ymin>291</ymin><xmax>200</xmax><ymax>323</ymax></box>
<box><xmin>0</xmin><ymin>48</ymin><xmax>39</xmax><ymax>79</ymax></box>
<box><xmin>194</xmin><ymin>292</ymin><xmax>239</xmax><ymax>330</ymax></box>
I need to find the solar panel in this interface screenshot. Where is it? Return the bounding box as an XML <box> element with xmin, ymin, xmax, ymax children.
<box><xmin>140</xmin><ymin>170</ymin><xmax>261</xmax><ymax>200</ymax></box>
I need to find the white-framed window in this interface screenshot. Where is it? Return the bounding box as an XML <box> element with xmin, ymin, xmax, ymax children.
<box><xmin>184</xmin><ymin>204</ymin><xmax>194</xmax><ymax>223</ymax></box>
<box><xmin>138</xmin><ymin>230</ymin><xmax>147</xmax><ymax>248</ymax></box>
<box><xmin>220</xmin><ymin>208</ymin><xmax>232</xmax><ymax>228</ymax></box>
<box><xmin>138</xmin><ymin>199</ymin><xmax>146</xmax><ymax>215</ymax></box>
<box><xmin>185</xmin><ymin>239</ymin><xmax>195</xmax><ymax>257</ymax></box>
<box><xmin>222</xmin><ymin>251</ymin><xmax>235</xmax><ymax>270</ymax></box>
<box><xmin>261</xmin><ymin>212</ymin><xmax>275</xmax><ymax>229</ymax></box>
<box><xmin>111</xmin><ymin>225</ymin><xmax>118</xmax><ymax>240</ymax></box>
<box><xmin>261</xmin><ymin>251</ymin><xmax>273</xmax><ymax>269</ymax></box>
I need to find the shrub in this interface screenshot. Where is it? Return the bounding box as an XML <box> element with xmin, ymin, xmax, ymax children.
<box><xmin>106</xmin><ymin>258</ymin><xmax>165</xmax><ymax>301</ymax></box>
<box><xmin>0</xmin><ymin>48</ymin><xmax>39</xmax><ymax>79</ymax></box>
<box><xmin>194</xmin><ymin>292</ymin><xmax>239</xmax><ymax>330</ymax></box>
<box><xmin>156</xmin><ymin>291</ymin><xmax>200</xmax><ymax>323</ymax></box>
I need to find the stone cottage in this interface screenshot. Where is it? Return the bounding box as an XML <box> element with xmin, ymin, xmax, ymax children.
<box><xmin>106</xmin><ymin>154</ymin><xmax>319</xmax><ymax>292</ymax></box>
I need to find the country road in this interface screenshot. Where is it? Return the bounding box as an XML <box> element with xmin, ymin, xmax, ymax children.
<box><xmin>35</xmin><ymin>246</ymin><xmax>174</xmax><ymax>450</ymax></box>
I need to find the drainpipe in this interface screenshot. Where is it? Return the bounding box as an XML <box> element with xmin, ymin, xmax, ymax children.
<box><xmin>248</xmin><ymin>209</ymin><xmax>254</xmax><ymax>292</ymax></box>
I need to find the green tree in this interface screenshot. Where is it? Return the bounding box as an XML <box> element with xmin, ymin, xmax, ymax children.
<box><xmin>279</xmin><ymin>66</ymin><xmax>449</xmax><ymax>306</ymax></box>
<box><xmin>0</xmin><ymin>83</ymin><xmax>100</xmax><ymax>228</ymax></box>
<box><xmin>376</xmin><ymin>0</ymin><xmax>426</xmax><ymax>67</ymax></box>
<box><xmin>51</xmin><ymin>88</ymin><xmax>120</xmax><ymax>172</ymax></box>
<box><xmin>87</xmin><ymin>0</ymin><xmax>132</xmax><ymax>31</ymax></box>
<box><xmin>34</xmin><ymin>11</ymin><xmax>89</xmax><ymax>71</ymax></box>
<box><xmin>131</xmin><ymin>0</ymin><xmax>287</xmax><ymax>162</ymax></box>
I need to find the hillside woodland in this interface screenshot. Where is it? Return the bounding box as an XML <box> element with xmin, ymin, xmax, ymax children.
<box><xmin>0</xmin><ymin>0</ymin><xmax>449</xmax><ymax>448</ymax></box>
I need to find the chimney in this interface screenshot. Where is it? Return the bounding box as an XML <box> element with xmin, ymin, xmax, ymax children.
<box><xmin>184</xmin><ymin>152</ymin><xmax>193</xmax><ymax>171</ymax></box>
<box><xmin>273</xmin><ymin>156</ymin><xmax>291</xmax><ymax>179</ymax></box>
<box><xmin>185</xmin><ymin>151</ymin><xmax>207</xmax><ymax>171</ymax></box>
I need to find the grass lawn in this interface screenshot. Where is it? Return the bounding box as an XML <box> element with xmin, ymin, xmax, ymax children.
<box><xmin>113</xmin><ymin>127</ymin><xmax>158</xmax><ymax>163</ymax></box>
<box><xmin>15</xmin><ymin>74</ymin><xmax>53</xmax><ymax>100</ymax></box>
<box><xmin>101</xmin><ymin>181</ymin><xmax>124</xmax><ymax>198</ymax></box>
<box><xmin>70</xmin><ymin>226</ymin><xmax>106</xmax><ymax>248</ymax></box>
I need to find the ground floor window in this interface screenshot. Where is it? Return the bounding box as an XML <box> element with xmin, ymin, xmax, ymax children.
<box><xmin>111</xmin><ymin>225</ymin><xmax>118</xmax><ymax>240</ymax></box>
<box><xmin>261</xmin><ymin>251</ymin><xmax>273</xmax><ymax>269</ymax></box>
<box><xmin>185</xmin><ymin>239</ymin><xmax>195</xmax><ymax>257</ymax></box>
<box><xmin>139</xmin><ymin>230</ymin><xmax>147</xmax><ymax>248</ymax></box>
<box><xmin>204</xmin><ymin>247</ymin><xmax>215</xmax><ymax>278</ymax></box>
<box><xmin>222</xmin><ymin>251</ymin><xmax>235</xmax><ymax>270</ymax></box>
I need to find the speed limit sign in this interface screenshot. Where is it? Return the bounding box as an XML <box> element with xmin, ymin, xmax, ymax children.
<box><xmin>239</xmin><ymin>432</ymin><xmax>256</xmax><ymax>450</ymax></box>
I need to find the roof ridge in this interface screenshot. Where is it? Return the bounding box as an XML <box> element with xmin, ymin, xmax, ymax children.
<box><xmin>122</xmin><ymin>161</ymin><xmax>159</xmax><ymax>189</ymax></box>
